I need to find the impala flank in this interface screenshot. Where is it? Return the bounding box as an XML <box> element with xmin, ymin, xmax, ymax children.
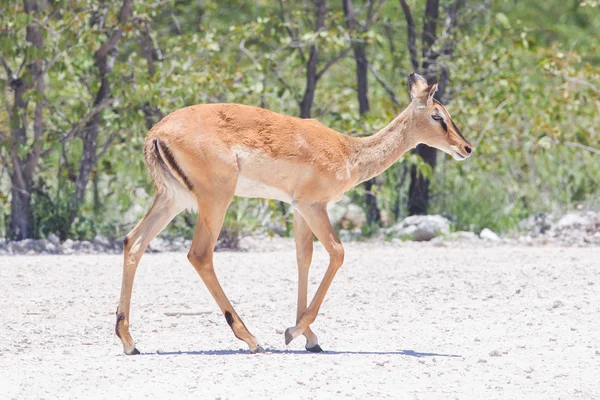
<box><xmin>115</xmin><ymin>73</ymin><xmax>472</xmax><ymax>354</ymax></box>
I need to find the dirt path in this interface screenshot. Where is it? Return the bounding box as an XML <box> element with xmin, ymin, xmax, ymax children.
<box><xmin>1</xmin><ymin>243</ymin><xmax>598</xmax><ymax>399</ymax></box>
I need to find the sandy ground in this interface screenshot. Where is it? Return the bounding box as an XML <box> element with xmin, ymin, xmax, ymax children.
<box><xmin>0</xmin><ymin>242</ymin><xmax>599</xmax><ymax>399</ymax></box>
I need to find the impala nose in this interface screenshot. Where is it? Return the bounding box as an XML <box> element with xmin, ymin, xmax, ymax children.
<box><xmin>464</xmin><ymin>145</ymin><xmax>472</xmax><ymax>154</ymax></box>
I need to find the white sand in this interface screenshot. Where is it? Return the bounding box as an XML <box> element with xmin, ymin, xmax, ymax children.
<box><xmin>0</xmin><ymin>243</ymin><xmax>598</xmax><ymax>399</ymax></box>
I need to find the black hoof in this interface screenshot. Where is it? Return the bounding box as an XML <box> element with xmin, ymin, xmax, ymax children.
<box><xmin>306</xmin><ymin>344</ymin><xmax>323</xmax><ymax>353</ymax></box>
<box><xmin>250</xmin><ymin>345</ymin><xmax>265</xmax><ymax>354</ymax></box>
<box><xmin>284</xmin><ymin>328</ymin><xmax>294</xmax><ymax>345</ymax></box>
<box><xmin>126</xmin><ymin>347</ymin><xmax>140</xmax><ymax>355</ymax></box>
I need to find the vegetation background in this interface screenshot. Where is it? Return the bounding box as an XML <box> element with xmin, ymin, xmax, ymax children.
<box><xmin>1</xmin><ymin>0</ymin><xmax>599</xmax><ymax>244</ymax></box>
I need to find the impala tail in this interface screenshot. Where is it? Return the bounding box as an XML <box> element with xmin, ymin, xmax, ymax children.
<box><xmin>143</xmin><ymin>138</ymin><xmax>197</xmax><ymax>210</ymax></box>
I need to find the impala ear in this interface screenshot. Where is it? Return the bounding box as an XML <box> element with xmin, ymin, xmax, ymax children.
<box><xmin>408</xmin><ymin>73</ymin><xmax>429</xmax><ymax>101</ymax></box>
<box><xmin>427</xmin><ymin>83</ymin><xmax>438</xmax><ymax>106</ymax></box>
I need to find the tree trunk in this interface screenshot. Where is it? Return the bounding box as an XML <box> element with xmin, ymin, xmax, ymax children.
<box><xmin>406</xmin><ymin>0</ymin><xmax>462</xmax><ymax>215</ymax></box>
<box><xmin>357</xmin><ymin>38</ymin><xmax>380</xmax><ymax>224</ymax></box>
<box><xmin>343</xmin><ymin>0</ymin><xmax>381</xmax><ymax>225</ymax></box>
<box><xmin>67</xmin><ymin>0</ymin><xmax>133</xmax><ymax>231</ymax></box>
<box><xmin>299</xmin><ymin>0</ymin><xmax>325</xmax><ymax>118</ymax></box>
<box><xmin>407</xmin><ymin>145</ymin><xmax>437</xmax><ymax>215</ymax></box>
<box><xmin>5</xmin><ymin>0</ymin><xmax>45</xmax><ymax>240</ymax></box>
<box><xmin>9</xmin><ymin>188</ymin><xmax>34</xmax><ymax>240</ymax></box>
<box><xmin>407</xmin><ymin>0</ymin><xmax>439</xmax><ymax>216</ymax></box>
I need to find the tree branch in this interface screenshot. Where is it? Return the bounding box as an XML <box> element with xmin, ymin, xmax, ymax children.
<box><xmin>278</xmin><ymin>0</ymin><xmax>306</xmax><ymax>63</ymax></box>
<box><xmin>94</xmin><ymin>0</ymin><xmax>133</xmax><ymax>60</ymax></box>
<box><xmin>553</xmin><ymin>140</ymin><xmax>600</xmax><ymax>157</ymax></box>
<box><xmin>97</xmin><ymin>132</ymin><xmax>118</xmax><ymax>159</ymax></box>
<box><xmin>364</xmin><ymin>0</ymin><xmax>386</xmax><ymax>31</ymax></box>
<box><xmin>316</xmin><ymin>46</ymin><xmax>351</xmax><ymax>80</ymax></box>
<box><xmin>366</xmin><ymin>61</ymin><xmax>402</xmax><ymax>107</ymax></box>
<box><xmin>550</xmin><ymin>71</ymin><xmax>600</xmax><ymax>94</ymax></box>
<box><xmin>398</xmin><ymin>0</ymin><xmax>419</xmax><ymax>71</ymax></box>
<box><xmin>1</xmin><ymin>56</ymin><xmax>13</xmax><ymax>78</ymax></box>
<box><xmin>61</xmin><ymin>98</ymin><xmax>116</xmax><ymax>144</ymax></box>
<box><xmin>239</xmin><ymin>39</ymin><xmax>300</xmax><ymax>104</ymax></box>
<box><xmin>273</xmin><ymin>68</ymin><xmax>300</xmax><ymax>104</ymax></box>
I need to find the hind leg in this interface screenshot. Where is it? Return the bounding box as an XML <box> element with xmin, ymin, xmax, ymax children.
<box><xmin>187</xmin><ymin>186</ymin><xmax>262</xmax><ymax>353</ymax></box>
<box><xmin>115</xmin><ymin>193</ymin><xmax>183</xmax><ymax>354</ymax></box>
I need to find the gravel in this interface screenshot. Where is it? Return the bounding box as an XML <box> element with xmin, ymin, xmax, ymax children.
<box><xmin>1</xmin><ymin>242</ymin><xmax>598</xmax><ymax>399</ymax></box>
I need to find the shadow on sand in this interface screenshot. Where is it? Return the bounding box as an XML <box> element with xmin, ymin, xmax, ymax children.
<box><xmin>146</xmin><ymin>348</ymin><xmax>461</xmax><ymax>357</ymax></box>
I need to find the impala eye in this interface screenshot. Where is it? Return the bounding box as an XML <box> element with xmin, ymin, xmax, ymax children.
<box><xmin>432</xmin><ymin>115</ymin><xmax>443</xmax><ymax>122</ymax></box>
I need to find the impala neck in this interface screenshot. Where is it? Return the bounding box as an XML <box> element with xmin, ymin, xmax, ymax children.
<box><xmin>351</xmin><ymin>107</ymin><xmax>417</xmax><ymax>184</ymax></box>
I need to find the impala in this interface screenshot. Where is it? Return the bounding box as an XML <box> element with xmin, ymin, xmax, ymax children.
<box><xmin>115</xmin><ymin>73</ymin><xmax>472</xmax><ymax>354</ymax></box>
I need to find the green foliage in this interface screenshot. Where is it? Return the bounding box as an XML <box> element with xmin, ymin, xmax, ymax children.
<box><xmin>0</xmin><ymin>0</ymin><xmax>598</xmax><ymax>241</ymax></box>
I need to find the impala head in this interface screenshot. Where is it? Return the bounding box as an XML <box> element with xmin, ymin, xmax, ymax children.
<box><xmin>408</xmin><ymin>73</ymin><xmax>472</xmax><ymax>161</ymax></box>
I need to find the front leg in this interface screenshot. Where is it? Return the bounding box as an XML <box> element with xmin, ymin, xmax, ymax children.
<box><xmin>293</xmin><ymin>209</ymin><xmax>322</xmax><ymax>352</ymax></box>
<box><xmin>285</xmin><ymin>203</ymin><xmax>344</xmax><ymax>347</ymax></box>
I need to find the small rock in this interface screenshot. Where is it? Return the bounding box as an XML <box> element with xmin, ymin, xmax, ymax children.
<box><xmin>432</xmin><ymin>231</ymin><xmax>480</xmax><ymax>242</ymax></box>
<box><xmin>345</xmin><ymin>204</ymin><xmax>367</xmax><ymax>229</ymax></box>
<box><xmin>47</xmin><ymin>233</ymin><xmax>61</xmax><ymax>245</ymax></box>
<box><xmin>477</xmin><ymin>358</ymin><xmax>487</xmax><ymax>363</ymax></box>
<box><xmin>480</xmin><ymin>228</ymin><xmax>500</xmax><ymax>241</ymax></box>
<box><xmin>93</xmin><ymin>235</ymin><xmax>111</xmax><ymax>248</ymax></box>
<box><xmin>338</xmin><ymin>228</ymin><xmax>362</xmax><ymax>242</ymax></box>
<box><xmin>45</xmin><ymin>243</ymin><xmax>58</xmax><ymax>254</ymax></box>
<box><xmin>385</xmin><ymin>215</ymin><xmax>451</xmax><ymax>241</ymax></box>
<box><xmin>78</xmin><ymin>241</ymin><xmax>94</xmax><ymax>253</ymax></box>
<box><xmin>327</xmin><ymin>197</ymin><xmax>367</xmax><ymax>230</ymax></box>
<box><xmin>551</xmin><ymin>300</ymin><xmax>564</xmax><ymax>309</ymax></box>
<box><xmin>519</xmin><ymin>213</ymin><xmax>553</xmax><ymax>236</ymax></box>
<box><xmin>489</xmin><ymin>350</ymin><xmax>501</xmax><ymax>357</ymax></box>
<box><xmin>267</xmin><ymin>221</ymin><xmax>286</xmax><ymax>237</ymax></box>
<box><xmin>556</xmin><ymin>212</ymin><xmax>596</xmax><ymax>230</ymax></box>
<box><xmin>34</xmin><ymin>239</ymin><xmax>48</xmax><ymax>251</ymax></box>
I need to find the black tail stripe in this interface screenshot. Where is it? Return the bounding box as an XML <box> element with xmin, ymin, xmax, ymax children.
<box><xmin>154</xmin><ymin>139</ymin><xmax>194</xmax><ymax>191</ymax></box>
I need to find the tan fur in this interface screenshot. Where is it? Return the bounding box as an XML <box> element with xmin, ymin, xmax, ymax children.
<box><xmin>115</xmin><ymin>74</ymin><xmax>472</xmax><ymax>354</ymax></box>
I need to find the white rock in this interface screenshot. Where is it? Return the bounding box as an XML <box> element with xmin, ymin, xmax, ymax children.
<box><xmin>267</xmin><ymin>222</ymin><xmax>286</xmax><ymax>237</ymax></box>
<box><xmin>480</xmin><ymin>228</ymin><xmax>500</xmax><ymax>241</ymax></box>
<box><xmin>327</xmin><ymin>202</ymin><xmax>347</xmax><ymax>228</ymax></box>
<box><xmin>556</xmin><ymin>212</ymin><xmax>598</xmax><ymax>230</ymax></box>
<box><xmin>338</xmin><ymin>228</ymin><xmax>363</xmax><ymax>242</ymax></box>
<box><xmin>45</xmin><ymin>243</ymin><xmax>58</xmax><ymax>253</ymax></box>
<box><xmin>345</xmin><ymin>204</ymin><xmax>367</xmax><ymax>229</ymax></box>
<box><xmin>327</xmin><ymin>197</ymin><xmax>367</xmax><ymax>230</ymax></box>
<box><xmin>93</xmin><ymin>235</ymin><xmax>111</xmax><ymax>247</ymax></box>
<box><xmin>445</xmin><ymin>231</ymin><xmax>481</xmax><ymax>241</ymax></box>
<box><xmin>519</xmin><ymin>214</ymin><xmax>553</xmax><ymax>236</ymax></box>
<box><xmin>47</xmin><ymin>233</ymin><xmax>61</xmax><ymax>245</ymax></box>
<box><xmin>386</xmin><ymin>215</ymin><xmax>450</xmax><ymax>241</ymax></box>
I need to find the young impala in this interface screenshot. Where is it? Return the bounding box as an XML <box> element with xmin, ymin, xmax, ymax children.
<box><xmin>115</xmin><ymin>73</ymin><xmax>472</xmax><ymax>354</ymax></box>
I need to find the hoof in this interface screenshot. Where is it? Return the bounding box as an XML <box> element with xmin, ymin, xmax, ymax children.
<box><xmin>125</xmin><ymin>347</ymin><xmax>140</xmax><ymax>355</ymax></box>
<box><xmin>306</xmin><ymin>344</ymin><xmax>323</xmax><ymax>353</ymax></box>
<box><xmin>284</xmin><ymin>328</ymin><xmax>294</xmax><ymax>345</ymax></box>
<box><xmin>250</xmin><ymin>344</ymin><xmax>265</xmax><ymax>354</ymax></box>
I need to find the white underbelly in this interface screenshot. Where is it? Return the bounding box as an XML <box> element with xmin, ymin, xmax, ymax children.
<box><xmin>234</xmin><ymin>176</ymin><xmax>293</xmax><ymax>203</ymax></box>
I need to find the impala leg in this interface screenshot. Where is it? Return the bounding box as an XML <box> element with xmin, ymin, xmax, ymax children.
<box><xmin>187</xmin><ymin>194</ymin><xmax>263</xmax><ymax>354</ymax></box>
<box><xmin>116</xmin><ymin>193</ymin><xmax>183</xmax><ymax>355</ymax></box>
<box><xmin>293</xmin><ymin>209</ymin><xmax>321</xmax><ymax>352</ymax></box>
<box><xmin>285</xmin><ymin>203</ymin><xmax>344</xmax><ymax>346</ymax></box>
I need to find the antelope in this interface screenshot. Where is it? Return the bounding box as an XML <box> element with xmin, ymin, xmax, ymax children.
<box><xmin>115</xmin><ymin>73</ymin><xmax>472</xmax><ymax>354</ymax></box>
